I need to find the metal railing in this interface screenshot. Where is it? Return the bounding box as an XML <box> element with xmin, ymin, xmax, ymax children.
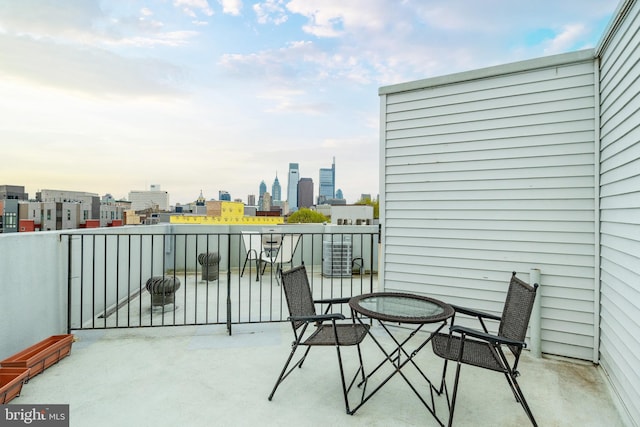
<box><xmin>64</xmin><ymin>230</ymin><xmax>379</xmax><ymax>334</ymax></box>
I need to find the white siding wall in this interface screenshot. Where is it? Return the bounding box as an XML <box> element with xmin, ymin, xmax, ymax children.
<box><xmin>598</xmin><ymin>0</ymin><xmax>640</xmax><ymax>423</ymax></box>
<box><xmin>379</xmin><ymin>51</ymin><xmax>597</xmax><ymax>360</ymax></box>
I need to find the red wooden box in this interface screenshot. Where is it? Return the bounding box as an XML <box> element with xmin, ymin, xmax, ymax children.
<box><xmin>0</xmin><ymin>367</ymin><xmax>30</xmax><ymax>403</ymax></box>
<box><xmin>1</xmin><ymin>334</ymin><xmax>74</xmax><ymax>379</ymax></box>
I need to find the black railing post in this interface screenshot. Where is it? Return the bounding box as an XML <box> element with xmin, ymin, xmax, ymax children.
<box><xmin>227</xmin><ymin>234</ymin><xmax>232</xmax><ymax>335</ymax></box>
<box><xmin>66</xmin><ymin>235</ymin><xmax>72</xmax><ymax>334</ymax></box>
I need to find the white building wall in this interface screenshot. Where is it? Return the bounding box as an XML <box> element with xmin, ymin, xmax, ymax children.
<box><xmin>129</xmin><ymin>190</ymin><xmax>170</xmax><ymax>211</ymax></box>
<box><xmin>597</xmin><ymin>0</ymin><xmax>640</xmax><ymax>423</ymax></box>
<box><xmin>379</xmin><ymin>50</ymin><xmax>598</xmax><ymax>361</ymax></box>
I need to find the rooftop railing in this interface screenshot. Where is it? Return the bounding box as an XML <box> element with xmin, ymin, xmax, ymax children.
<box><xmin>64</xmin><ymin>228</ymin><xmax>379</xmax><ymax>334</ymax></box>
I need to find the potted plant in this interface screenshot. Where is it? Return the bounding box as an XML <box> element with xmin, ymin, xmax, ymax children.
<box><xmin>0</xmin><ymin>367</ymin><xmax>30</xmax><ymax>403</ymax></box>
<box><xmin>1</xmin><ymin>334</ymin><xmax>74</xmax><ymax>379</ymax></box>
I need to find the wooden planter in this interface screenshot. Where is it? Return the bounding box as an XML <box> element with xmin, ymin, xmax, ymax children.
<box><xmin>0</xmin><ymin>367</ymin><xmax>30</xmax><ymax>403</ymax></box>
<box><xmin>1</xmin><ymin>334</ymin><xmax>74</xmax><ymax>379</ymax></box>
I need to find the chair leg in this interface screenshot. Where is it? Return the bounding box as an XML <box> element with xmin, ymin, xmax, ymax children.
<box><xmin>437</xmin><ymin>359</ymin><xmax>450</xmax><ymax>395</ymax></box>
<box><xmin>334</xmin><ymin>345</ymin><xmax>352</xmax><ymax>414</ymax></box>
<box><xmin>503</xmin><ymin>372</ymin><xmax>522</xmax><ymax>402</ymax></box>
<box><xmin>508</xmin><ymin>375</ymin><xmax>538</xmax><ymax>426</ymax></box>
<box><xmin>447</xmin><ymin>362</ymin><xmax>463</xmax><ymax>427</ymax></box>
<box><xmin>240</xmin><ymin>255</ymin><xmax>249</xmax><ymax>277</ymax></box>
<box><xmin>269</xmin><ymin>343</ymin><xmax>303</xmax><ymax>401</ymax></box>
<box><xmin>297</xmin><ymin>346</ymin><xmax>312</xmax><ymax>368</ymax></box>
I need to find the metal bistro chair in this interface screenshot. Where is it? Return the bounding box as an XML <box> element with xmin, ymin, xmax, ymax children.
<box><xmin>240</xmin><ymin>231</ymin><xmax>262</xmax><ymax>281</ymax></box>
<box><xmin>259</xmin><ymin>233</ymin><xmax>300</xmax><ymax>284</ymax></box>
<box><xmin>431</xmin><ymin>272</ymin><xmax>539</xmax><ymax>426</ymax></box>
<box><xmin>268</xmin><ymin>265</ymin><xmax>369</xmax><ymax>414</ymax></box>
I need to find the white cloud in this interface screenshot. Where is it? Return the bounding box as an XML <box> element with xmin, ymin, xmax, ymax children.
<box><xmin>219</xmin><ymin>0</ymin><xmax>243</xmax><ymax>16</ymax></box>
<box><xmin>0</xmin><ymin>34</ymin><xmax>187</xmax><ymax>96</ymax></box>
<box><xmin>173</xmin><ymin>0</ymin><xmax>214</xmax><ymax>17</ymax></box>
<box><xmin>258</xmin><ymin>88</ymin><xmax>330</xmax><ymax>115</ymax></box>
<box><xmin>543</xmin><ymin>24</ymin><xmax>589</xmax><ymax>54</ymax></box>
<box><xmin>253</xmin><ymin>0</ymin><xmax>288</xmax><ymax>25</ymax></box>
<box><xmin>286</xmin><ymin>0</ymin><xmax>388</xmax><ymax>37</ymax></box>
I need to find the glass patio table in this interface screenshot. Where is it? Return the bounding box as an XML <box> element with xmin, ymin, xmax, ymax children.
<box><xmin>348</xmin><ymin>292</ymin><xmax>454</xmax><ymax>425</ymax></box>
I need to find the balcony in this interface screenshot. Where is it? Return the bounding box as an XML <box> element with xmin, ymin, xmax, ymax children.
<box><xmin>0</xmin><ymin>225</ymin><xmax>629</xmax><ymax>426</ymax></box>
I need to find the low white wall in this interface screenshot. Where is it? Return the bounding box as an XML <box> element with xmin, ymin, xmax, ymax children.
<box><xmin>0</xmin><ymin>231</ymin><xmax>68</xmax><ymax>360</ymax></box>
<box><xmin>0</xmin><ymin>223</ymin><xmax>378</xmax><ymax>360</ymax></box>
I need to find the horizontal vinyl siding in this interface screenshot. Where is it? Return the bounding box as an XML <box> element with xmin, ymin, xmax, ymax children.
<box><xmin>598</xmin><ymin>0</ymin><xmax>640</xmax><ymax>424</ymax></box>
<box><xmin>381</xmin><ymin>56</ymin><xmax>596</xmax><ymax>360</ymax></box>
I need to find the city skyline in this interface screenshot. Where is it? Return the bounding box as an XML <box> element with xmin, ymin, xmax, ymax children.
<box><xmin>0</xmin><ymin>1</ymin><xmax>617</xmax><ymax>204</ymax></box>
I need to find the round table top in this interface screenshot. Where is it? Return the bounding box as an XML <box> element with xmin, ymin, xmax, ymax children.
<box><xmin>349</xmin><ymin>292</ymin><xmax>454</xmax><ymax>324</ymax></box>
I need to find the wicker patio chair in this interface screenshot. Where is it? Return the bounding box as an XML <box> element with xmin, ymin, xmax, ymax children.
<box><xmin>431</xmin><ymin>272</ymin><xmax>539</xmax><ymax>426</ymax></box>
<box><xmin>268</xmin><ymin>265</ymin><xmax>370</xmax><ymax>414</ymax></box>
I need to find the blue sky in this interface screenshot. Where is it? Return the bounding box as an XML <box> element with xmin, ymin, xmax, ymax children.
<box><xmin>0</xmin><ymin>0</ymin><xmax>618</xmax><ymax>205</ymax></box>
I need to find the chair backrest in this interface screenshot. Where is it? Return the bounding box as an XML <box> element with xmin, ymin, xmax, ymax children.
<box><xmin>241</xmin><ymin>232</ymin><xmax>261</xmax><ymax>259</ymax></box>
<box><xmin>280</xmin><ymin>265</ymin><xmax>315</xmax><ymax>329</ymax></box>
<box><xmin>498</xmin><ymin>272</ymin><xmax>538</xmax><ymax>356</ymax></box>
<box><xmin>276</xmin><ymin>234</ymin><xmax>301</xmax><ymax>263</ymax></box>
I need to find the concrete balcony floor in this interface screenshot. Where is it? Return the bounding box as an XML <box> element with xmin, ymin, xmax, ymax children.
<box><xmin>15</xmin><ymin>322</ymin><xmax>624</xmax><ymax>427</ymax></box>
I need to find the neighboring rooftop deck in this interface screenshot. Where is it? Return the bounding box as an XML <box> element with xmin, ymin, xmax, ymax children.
<box><xmin>15</xmin><ymin>320</ymin><xmax>625</xmax><ymax>426</ymax></box>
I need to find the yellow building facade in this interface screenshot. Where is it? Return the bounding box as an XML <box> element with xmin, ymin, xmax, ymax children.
<box><xmin>170</xmin><ymin>201</ymin><xmax>283</xmax><ymax>225</ymax></box>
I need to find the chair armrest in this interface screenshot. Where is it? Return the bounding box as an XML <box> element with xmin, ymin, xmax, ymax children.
<box><xmin>450</xmin><ymin>325</ymin><xmax>526</xmax><ymax>348</ymax></box>
<box><xmin>289</xmin><ymin>313</ymin><xmax>346</xmax><ymax>322</ymax></box>
<box><xmin>452</xmin><ymin>304</ymin><xmax>502</xmax><ymax>321</ymax></box>
<box><xmin>314</xmin><ymin>297</ymin><xmax>350</xmax><ymax>305</ymax></box>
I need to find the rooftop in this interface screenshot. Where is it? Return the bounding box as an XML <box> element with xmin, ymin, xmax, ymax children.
<box><xmin>15</xmin><ymin>314</ymin><xmax>625</xmax><ymax>426</ymax></box>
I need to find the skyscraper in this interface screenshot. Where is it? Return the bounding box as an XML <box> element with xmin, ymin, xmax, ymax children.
<box><xmin>318</xmin><ymin>157</ymin><xmax>335</xmax><ymax>204</ymax></box>
<box><xmin>272</xmin><ymin>174</ymin><xmax>281</xmax><ymax>202</ymax></box>
<box><xmin>219</xmin><ymin>190</ymin><xmax>231</xmax><ymax>201</ymax></box>
<box><xmin>297</xmin><ymin>177</ymin><xmax>314</xmax><ymax>209</ymax></box>
<box><xmin>287</xmin><ymin>163</ymin><xmax>300</xmax><ymax>212</ymax></box>
<box><xmin>258</xmin><ymin>180</ymin><xmax>267</xmax><ymax>207</ymax></box>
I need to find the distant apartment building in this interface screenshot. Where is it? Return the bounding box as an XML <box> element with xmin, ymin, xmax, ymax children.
<box><xmin>1</xmin><ymin>199</ymin><xmax>18</xmax><ymax>233</ymax></box>
<box><xmin>287</xmin><ymin>163</ymin><xmax>299</xmax><ymax>212</ymax></box>
<box><xmin>129</xmin><ymin>185</ymin><xmax>170</xmax><ymax>212</ymax></box>
<box><xmin>297</xmin><ymin>177</ymin><xmax>314</xmax><ymax>209</ymax></box>
<box><xmin>35</xmin><ymin>189</ymin><xmax>100</xmax><ymax>229</ymax></box>
<box><xmin>37</xmin><ymin>188</ymin><xmax>100</xmax><ymax>218</ymax></box>
<box><xmin>247</xmin><ymin>194</ymin><xmax>256</xmax><ymax>206</ymax></box>
<box><xmin>0</xmin><ymin>185</ymin><xmax>28</xmax><ymax>201</ymax></box>
<box><xmin>0</xmin><ymin>185</ymin><xmax>27</xmax><ymax>233</ymax></box>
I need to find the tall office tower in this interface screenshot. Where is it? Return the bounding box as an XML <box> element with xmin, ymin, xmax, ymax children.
<box><xmin>272</xmin><ymin>174</ymin><xmax>281</xmax><ymax>202</ymax></box>
<box><xmin>318</xmin><ymin>157</ymin><xmax>335</xmax><ymax>204</ymax></box>
<box><xmin>287</xmin><ymin>163</ymin><xmax>300</xmax><ymax>212</ymax></box>
<box><xmin>258</xmin><ymin>180</ymin><xmax>267</xmax><ymax>207</ymax></box>
<box><xmin>336</xmin><ymin>189</ymin><xmax>344</xmax><ymax>200</ymax></box>
<box><xmin>219</xmin><ymin>190</ymin><xmax>231</xmax><ymax>201</ymax></box>
<box><xmin>261</xmin><ymin>192</ymin><xmax>272</xmax><ymax>211</ymax></box>
<box><xmin>247</xmin><ymin>194</ymin><xmax>256</xmax><ymax>206</ymax></box>
<box><xmin>297</xmin><ymin>177</ymin><xmax>314</xmax><ymax>209</ymax></box>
